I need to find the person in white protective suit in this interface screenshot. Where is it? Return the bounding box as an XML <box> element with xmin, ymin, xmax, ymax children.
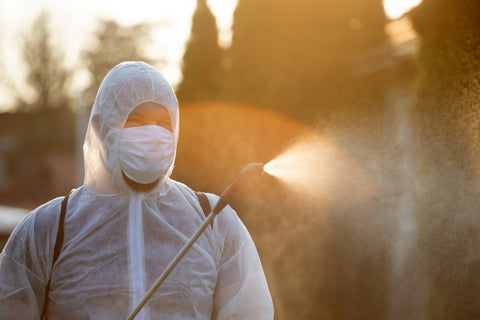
<box><xmin>0</xmin><ymin>61</ymin><xmax>274</xmax><ymax>319</ymax></box>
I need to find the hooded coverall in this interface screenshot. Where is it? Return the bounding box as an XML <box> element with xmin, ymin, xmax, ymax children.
<box><xmin>0</xmin><ymin>61</ymin><xmax>274</xmax><ymax>319</ymax></box>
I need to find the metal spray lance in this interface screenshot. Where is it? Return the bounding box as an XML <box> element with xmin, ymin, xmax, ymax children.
<box><xmin>124</xmin><ymin>163</ymin><xmax>266</xmax><ymax>320</ymax></box>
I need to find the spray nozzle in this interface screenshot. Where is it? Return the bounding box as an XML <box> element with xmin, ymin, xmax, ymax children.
<box><xmin>212</xmin><ymin>163</ymin><xmax>266</xmax><ymax>214</ymax></box>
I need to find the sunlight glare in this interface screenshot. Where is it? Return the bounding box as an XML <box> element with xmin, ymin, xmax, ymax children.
<box><xmin>208</xmin><ymin>0</ymin><xmax>238</xmax><ymax>47</ymax></box>
<box><xmin>383</xmin><ymin>0</ymin><xmax>423</xmax><ymax>20</ymax></box>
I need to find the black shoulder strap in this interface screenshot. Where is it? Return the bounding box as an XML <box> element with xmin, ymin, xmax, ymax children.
<box><xmin>42</xmin><ymin>194</ymin><xmax>69</xmax><ymax>319</ymax></box>
<box><xmin>195</xmin><ymin>192</ymin><xmax>213</xmax><ymax>229</ymax></box>
<box><xmin>53</xmin><ymin>195</ymin><xmax>69</xmax><ymax>265</ymax></box>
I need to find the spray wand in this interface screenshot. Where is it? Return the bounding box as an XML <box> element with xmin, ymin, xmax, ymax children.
<box><xmin>124</xmin><ymin>163</ymin><xmax>266</xmax><ymax>320</ymax></box>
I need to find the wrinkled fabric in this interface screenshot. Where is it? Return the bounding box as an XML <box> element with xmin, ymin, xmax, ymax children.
<box><xmin>0</xmin><ymin>61</ymin><xmax>274</xmax><ymax>319</ymax></box>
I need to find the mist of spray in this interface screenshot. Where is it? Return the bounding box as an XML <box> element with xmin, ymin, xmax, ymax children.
<box><xmin>263</xmin><ymin>132</ymin><xmax>378</xmax><ymax>208</ymax></box>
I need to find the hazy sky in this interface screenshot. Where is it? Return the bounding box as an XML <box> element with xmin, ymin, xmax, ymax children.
<box><xmin>0</xmin><ymin>0</ymin><xmax>237</xmax><ymax>108</ymax></box>
<box><xmin>0</xmin><ymin>0</ymin><xmax>421</xmax><ymax>111</ymax></box>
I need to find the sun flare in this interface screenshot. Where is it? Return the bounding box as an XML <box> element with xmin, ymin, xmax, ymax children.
<box><xmin>383</xmin><ymin>0</ymin><xmax>423</xmax><ymax>19</ymax></box>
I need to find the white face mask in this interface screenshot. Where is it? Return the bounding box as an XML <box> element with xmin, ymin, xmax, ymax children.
<box><xmin>118</xmin><ymin>125</ymin><xmax>175</xmax><ymax>185</ymax></box>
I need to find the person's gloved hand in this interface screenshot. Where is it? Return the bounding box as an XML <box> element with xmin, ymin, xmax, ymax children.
<box><xmin>213</xmin><ymin>163</ymin><xmax>267</xmax><ymax>214</ymax></box>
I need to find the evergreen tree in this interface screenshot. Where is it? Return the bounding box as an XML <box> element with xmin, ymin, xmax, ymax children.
<box><xmin>408</xmin><ymin>1</ymin><xmax>480</xmax><ymax>318</ymax></box>
<box><xmin>224</xmin><ymin>0</ymin><xmax>387</xmax><ymax>123</ymax></box>
<box><xmin>177</xmin><ymin>0</ymin><xmax>222</xmax><ymax>102</ymax></box>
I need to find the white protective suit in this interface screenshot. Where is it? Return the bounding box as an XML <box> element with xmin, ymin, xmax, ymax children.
<box><xmin>0</xmin><ymin>61</ymin><xmax>274</xmax><ymax>319</ymax></box>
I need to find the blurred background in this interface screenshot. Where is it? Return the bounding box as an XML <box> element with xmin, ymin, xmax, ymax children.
<box><xmin>1</xmin><ymin>0</ymin><xmax>480</xmax><ymax>319</ymax></box>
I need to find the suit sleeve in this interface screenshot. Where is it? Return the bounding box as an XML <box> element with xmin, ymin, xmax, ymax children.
<box><xmin>0</xmin><ymin>199</ymin><xmax>62</xmax><ymax>320</ymax></box>
<box><xmin>211</xmin><ymin>206</ymin><xmax>274</xmax><ymax>320</ymax></box>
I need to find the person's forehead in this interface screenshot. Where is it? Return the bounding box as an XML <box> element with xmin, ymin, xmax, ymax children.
<box><xmin>129</xmin><ymin>101</ymin><xmax>169</xmax><ymax>116</ymax></box>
